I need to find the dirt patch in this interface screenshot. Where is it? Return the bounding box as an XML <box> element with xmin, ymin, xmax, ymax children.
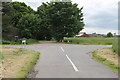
<box><xmin>2</xmin><ymin>47</ymin><xmax>40</xmax><ymax>78</ymax></box>
<box><xmin>96</xmin><ymin>48</ymin><xmax>118</xmax><ymax>65</ymax></box>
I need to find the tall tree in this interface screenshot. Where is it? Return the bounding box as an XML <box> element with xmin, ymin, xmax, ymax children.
<box><xmin>2</xmin><ymin>2</ymin><xmax>35</xmax><ymax>40</ymax></box>
<box><xmin>37</xmin><ymin>2</ymin><xmax>52</xmax><ymax>40</ymax></box>
<box><xmin>37</xmin><ymin>2</ymin><xmax>84</xmax><ymax>41</ymax></box>
<box><xmin>2</xmin><ymin>2</ymin><xmax>19</xmax><ymax>40</ymax></box>
<box><xmin>11</xmin><ymin>2</ymin><xmax>34</xmax><ymax>27</ymax></box>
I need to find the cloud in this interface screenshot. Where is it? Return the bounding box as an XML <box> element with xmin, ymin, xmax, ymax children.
<box><xmin>71</xmin><ymin>0</ymin><xmax>118</xmax><ymax>34</ymax></box>
<box><xmin>12</xmin><ymin>0</ymin><xmax>50</xmax><ymax>10</ymax></box>
<box><xmin>24</xmin><ymin>2</ymin><xmax>41</xmax><ymax>11</ymax></box>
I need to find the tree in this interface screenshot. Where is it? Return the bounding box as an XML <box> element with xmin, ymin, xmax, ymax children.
<box><xmin>2</xmin><ymin>2</ymin><xmax>35</xmax><ymax>40</ymax></box>
<box><xmin>2</xmin><ymin>2</ymin><xmax>19</xmax><ymax>40</ymax></box>
<box><xmin>37</xmin><ymin>2</ymin><xmax>84</xmax><ymax>41</ymax></box>
<box><xmin>3</xmin><ymin>1</ymin><xmax>84</xmax><ymax>41</ymax></box>
<box><xmin>37</xmin><ymin>3</ymin><xmax>52</xmax><ymax>40</ymax></box>
<box><xmin>11</xmin><ymin>2</ymin><xmax>34</xmax><ymax>27</ymax></box>
<box><xmin>107</xmin><ymin>32</ymin><xmax>113</xmax><ymax>37</ymax></box>
<box><xmin>17</xmin><ymin>14</ymin><xmax>39</xmax><ymax>39</ymax></box>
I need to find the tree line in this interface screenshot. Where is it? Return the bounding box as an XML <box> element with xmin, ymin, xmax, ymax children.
<box><xmin>2</xmin><ymin>1</ymin><xmax>84</xmax><ymax>41</ymax></box>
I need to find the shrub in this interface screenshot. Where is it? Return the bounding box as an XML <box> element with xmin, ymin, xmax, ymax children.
<box><xmin>51</xmin><ymin>37</ymin><xmax>56</xmax><ymax>41</ymax></box>
<box><xmin>2</xmin><ymin>40</ymin><xmax>11</xmax><ymax>44</ymax></box>
<box><xmin>17</xmin><ymin>38</ymin><xmax>27</xmax><ymax>44</ymax></box>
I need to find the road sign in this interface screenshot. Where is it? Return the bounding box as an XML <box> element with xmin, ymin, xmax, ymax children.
<box><xmin>22</xmin><ymin>40</ymin><xmax>26</xmax><ymax>44</ymax></box>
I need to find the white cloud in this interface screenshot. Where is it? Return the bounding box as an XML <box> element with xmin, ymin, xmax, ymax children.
<box><xmin>71</xmin><ymin>0</ymin><xmax>118</xmax><ymax>34</ymax></box>
<box><xmin>12</xmin><ymin>0</ymin><xmax>50</xmax><ymax>10</ymax></box>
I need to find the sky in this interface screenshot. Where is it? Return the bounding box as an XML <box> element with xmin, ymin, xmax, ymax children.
<box><xmin>12</xmin><ymin>0</ymin><xmax>119</xmax><ymax>35</ymax></box>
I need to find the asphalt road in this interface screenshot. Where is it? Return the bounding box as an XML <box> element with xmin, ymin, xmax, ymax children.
<box><xmin>2</xmin><ymin>42</ymin><xmax>118</xmax><ymax>78</ymax></box>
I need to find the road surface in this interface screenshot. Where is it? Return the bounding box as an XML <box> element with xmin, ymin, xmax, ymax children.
<box><xmin>2</xmin><ymin>42</ymin><xmax>118</xmax><ymax>78</ymax></box>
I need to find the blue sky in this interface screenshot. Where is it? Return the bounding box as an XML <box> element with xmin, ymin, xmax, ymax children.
<box><xmin>13</xmin><ymin>0</ymin><xmax>119</xmax><ymax>35</ymax></box>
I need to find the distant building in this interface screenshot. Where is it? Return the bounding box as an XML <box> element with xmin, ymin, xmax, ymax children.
<box><xmin>89</xmin><ymin>33</ymin><xmax>105</xmax><ymax>37</ymax></box>
<box><xmin>76</xmin><ymin>32</ymin><xmax>105</xmax><ymax>37</ymax></box>
<box><xmin>80</xmin><ymin>32</ymin><xmax>90</xmax><ymax>37</ymax></box>
<box><xmin>76</xmin><ymin>32</ymin><xmax>90</xmax><ymax>37</ymax></box>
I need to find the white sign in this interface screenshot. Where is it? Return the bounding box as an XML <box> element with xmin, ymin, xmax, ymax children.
<box><xmin>22</xmin><ymin>40</ymin><xmax>26</xmax><ymax>44</ymax></box>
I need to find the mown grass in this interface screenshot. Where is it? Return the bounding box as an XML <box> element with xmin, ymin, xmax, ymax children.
<box><xmin>2</xmin><ymin>47</ymin><xmax>40</xmax><ymax>78</ymax></box>
<box><xmin>92</xmin><ymin>49</ymin><xmax>119</xmax><ymax>73</ymax></box>
<box><xmin>64</xmin><ymin>37</ymin><xmax>116</xmax><ymax>45</ymax></box>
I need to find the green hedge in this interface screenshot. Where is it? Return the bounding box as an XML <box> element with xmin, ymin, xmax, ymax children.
<box><xmin>2</xmin><ymin>40</ymin><xmax>17</xmax><ymax>44</ymax></box>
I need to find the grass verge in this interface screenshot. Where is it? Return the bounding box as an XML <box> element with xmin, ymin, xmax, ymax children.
<box><xmin>92</xmin><ymin>48</ymin><xmax>119</xmax><ymax>73</ymax></box>
<box><xmin>2</xmin><ymin>47</ymin><xmax>40</xmax><ymax>78</ymax></box>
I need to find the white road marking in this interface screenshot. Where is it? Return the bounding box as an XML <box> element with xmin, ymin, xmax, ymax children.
<box><xmin>60</xmin><ymin>47</ymin><xmax>64</xmax><ymax>52</ymax></box>
<box><xmin>66</xmin><ymin>55</ymin><xmax>79</xmax><ymax>72</ymax></box>
<box><xmin>60</xmin><ymin>46</ymin><xmax>79</xmax><ymax>72</ymax></box>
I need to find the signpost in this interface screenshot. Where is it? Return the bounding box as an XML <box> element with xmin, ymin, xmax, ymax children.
<box><xmin>22</xmin><ymin>40</ymin><xmax>26</xmax><ymax>45</ymax></box>
<box><xmin>22</xmin><ymin>40</ymin><xmax>26</xmax><ymax>49</ymax></box>
<box><xmin>14</xmin><ymin>36</ymin><xmax>18</xmax><ymax>42</ymax></box>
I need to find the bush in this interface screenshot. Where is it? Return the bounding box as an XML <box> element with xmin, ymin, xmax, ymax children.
<box><xmin>17</xmin><ymin>38</ymin><xmax>27</xmax><ymax>44</ymax></box>
<box><xmin>2</xmin><ymin>40</ymin><xmax>11</xmax><ymax>44</ymax></box>
<box><xmin>51</xmin><ymin>37</ymin><xmax>56</xmax><ymax>41</ymax></box>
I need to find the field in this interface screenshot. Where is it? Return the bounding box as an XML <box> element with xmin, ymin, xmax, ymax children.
<box><xmin>64</xmin><ymin>37</ymin><xmax>116</xmax><ymax>45</ymax></box>
<box><xmin>1</xmin><ymin>47</ymin><xmax>40</xmax><ymax>78</ymax></box>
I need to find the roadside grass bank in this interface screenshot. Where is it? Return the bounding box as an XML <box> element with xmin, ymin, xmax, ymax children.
<box><xmin>64</xmin><ymin>37</ymin><xmax>116</xmax><ymax>45</ymax></box>
<box><xmin>2</xmin><ymin>47</ymin><xmax>40</xmax><ymax>78</ymax></box>
<box><xmin>92</xmin><ymin>48</ymin><xmax>119</xmax><ymax>73</ymax></box>
<box><xmin>112</xmin><ymin>38</ymin><xmax>119</xmax><ymax>56</ymax></box>
<box><xmin>1</xmin><ymin>38</ymin><xmax>39</xmax><ymax>45</ymax></box>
